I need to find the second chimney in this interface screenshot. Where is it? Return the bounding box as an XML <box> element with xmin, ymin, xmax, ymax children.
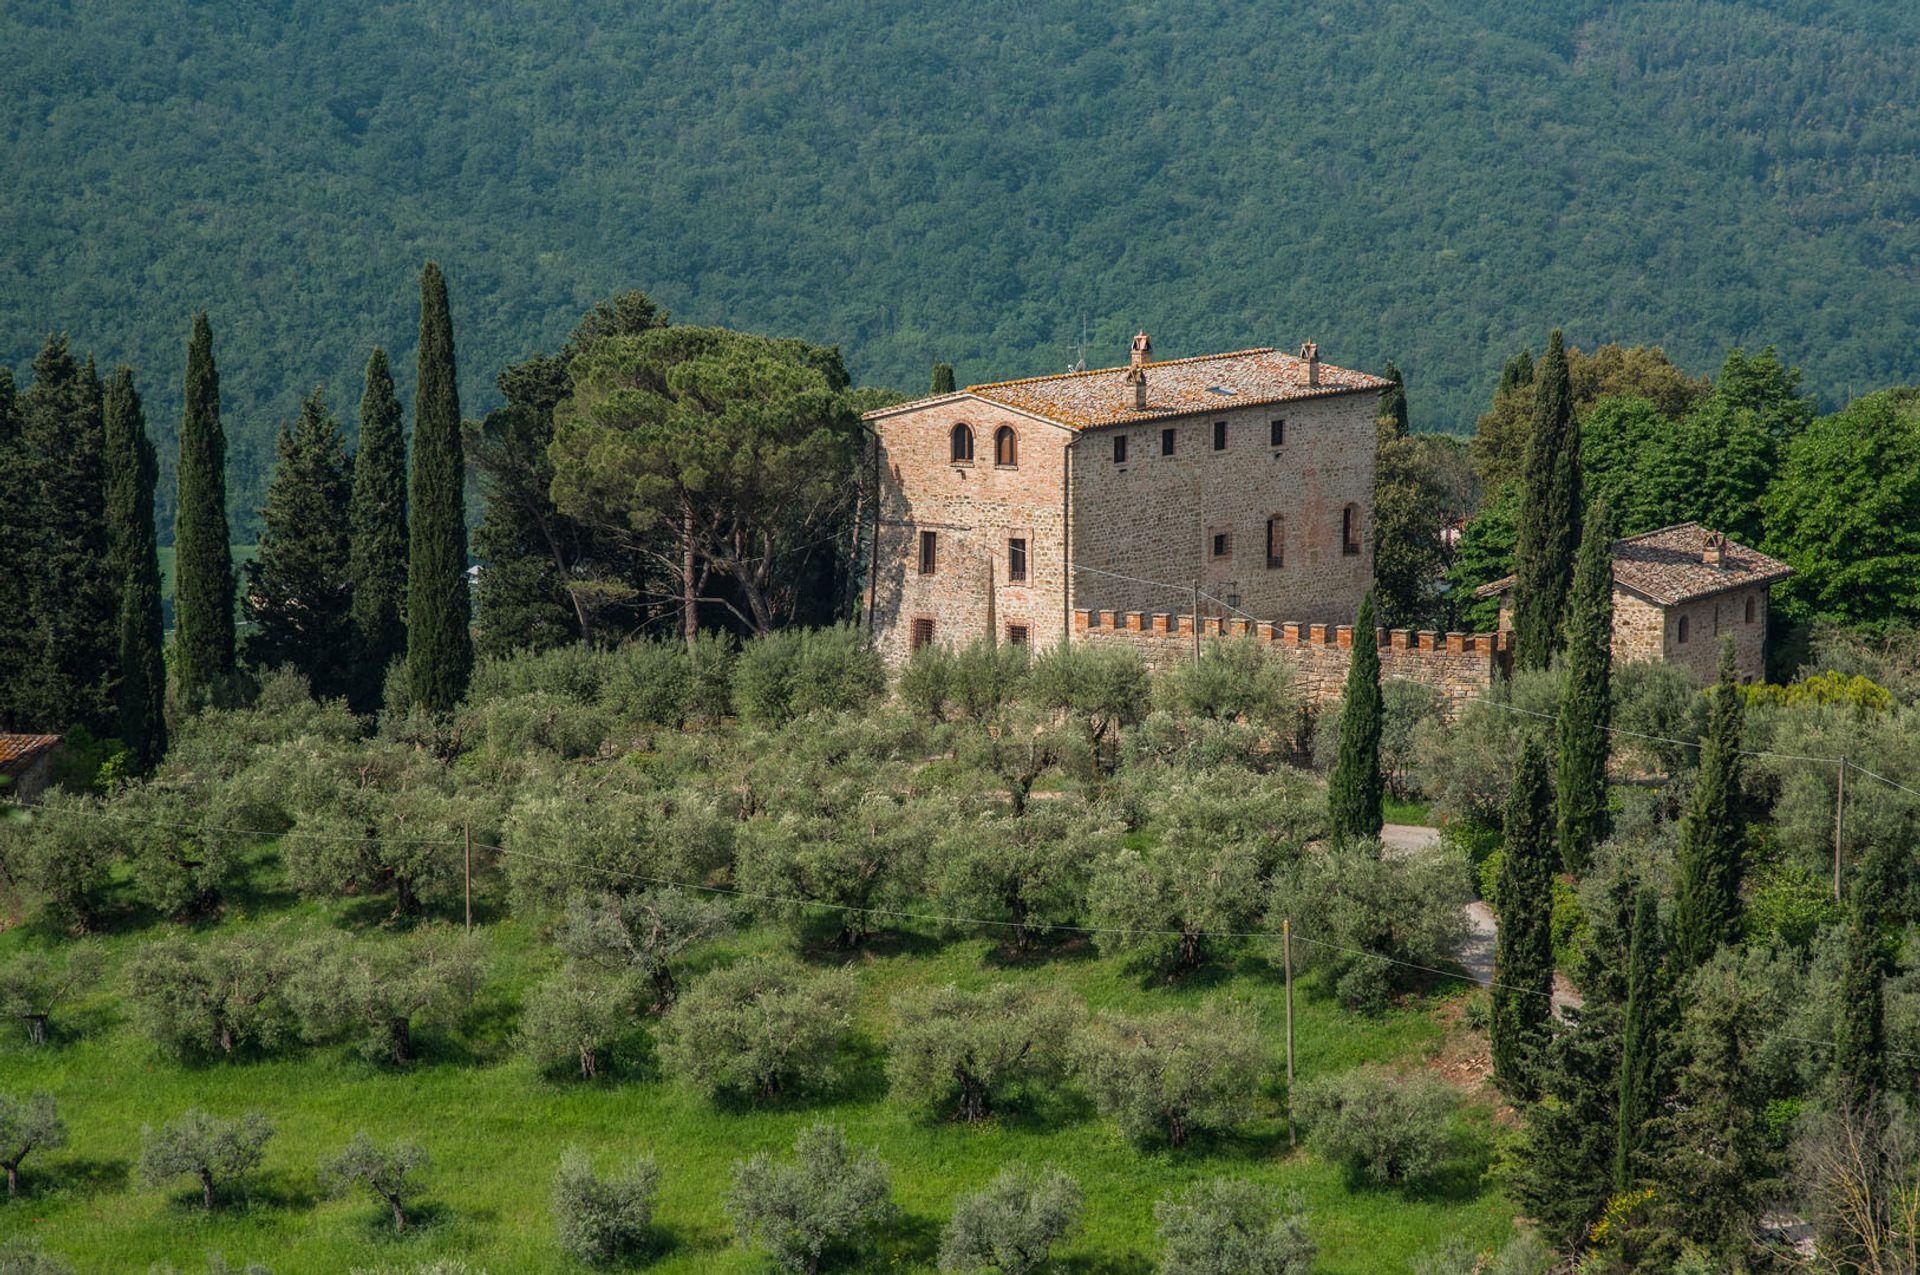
<box><xmin>1127</xmin><ymin>331</ymin><xmax>1152</xmax><ymax>409</ymax></box>
<box><xmin>1702</xmin><ymin>530</ymin><xmax>1728</xmax><ymax>567</ymax></box>
<box><xmin>1299</xmin><ymin>339</ymin><xmax>1320</xmax><ymax>387</ymax></box>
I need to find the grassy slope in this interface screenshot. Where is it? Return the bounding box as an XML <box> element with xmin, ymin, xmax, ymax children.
<box><xmin>0</xmin><ymin>843</ymin><xmax>1510</xmax><ymax>1273</ymax></box>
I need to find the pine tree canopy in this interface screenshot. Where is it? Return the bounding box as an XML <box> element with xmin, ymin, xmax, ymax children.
<box><xmin>348</xmin><ymin>346</ymin><xmax>409</xmax><ymax>703</ymax></box>
<box><xmin>1556</xmin><ymin>496</ymin><xmax>1614</xmax><ymax>875</ymax></box>
<box><xmin>173</xmin><ymin>310</ymin><xmax>235</xmax><ymax>708</ymax></box>
<box><xmin>1510</xmin><ymin>329</ymin><xmax>1582</xmax><ymax>670</ymax></box>
<box><xmin>1325</xmin><ymin>593</ymin><xmax>1385</xmax><ymax>842</ymax></box>
<box><xmin>1672</xmin><ymin>640</ymin><xmax>1747</xmax><ymax>969</ymax></box>
<box><xmin>246</xmin><ymin>388</ymin><xmax>355</xmax><ymax>700</ymax></box>
<box><xmin>1492</xmin><ymin>730</ymin><xmax>1557</xmax><ymax>1100</ymax></box>
<box><xmin>406</xmin><ymin>262</ymin><xmax>474</xmax><ymax>712</ymax></box>
<box><xmin>104</xmin><ymin>367</ymin><xmax>168</xmax><ymax>769</ymax></box>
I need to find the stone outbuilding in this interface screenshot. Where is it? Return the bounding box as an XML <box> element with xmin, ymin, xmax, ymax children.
<box><xmin>1481</xmin><ymin>522</ymin><xmax>1792</xmax><ymax>683</ymax></box>
<box><xmin>0</xmin><ymin>734</ymin><xmax>63</xmax><ymax>805</ymax></box>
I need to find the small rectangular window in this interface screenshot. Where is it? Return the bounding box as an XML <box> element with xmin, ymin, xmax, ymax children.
<box><xmin>1270</xmin><ymin>418</ymin><xmax>1286</xmax><ymax>447</ymax></box>
<box><xmin>919</xmin><ymin>530</ymin><xmax>937</xmax><ymax>575</ymax></box>
<box><xmin>1006</xmin><ymin>624</ymin><xmax>1029</xmax><ymax>647</ymax></box>
<box><xmin>1211</xmin><ymin>531</ymin><xmax>1231</xmax><ymax>559</ymax></box>
<box><xmin>1007</xmin><ymin>537</ymin><xmax>1027</xmax><ymax>583</ymax></box>
<box><xmin>1266</xmin><ymin>517</ymin><xmax>1284</xmax><ymax>569</ymax></box>
<box><xmin>1161</xmin><ymin>427</ymin><xmax>1177</xmax><ymax>456</ymax></box>
<box><xmin>1113</xmin><ymin>434</ymin><xmax>1128</xmax><ymax>463</ymax></box>
<box><xmin>1213</xmin><ymin>420</ymin><xmax>1228</xmax><ymax>451</ymax></box>
<box><xmin>911</xmin><ymin>617</ymin><xmax>935</xmax><ymax>650</ymax></box>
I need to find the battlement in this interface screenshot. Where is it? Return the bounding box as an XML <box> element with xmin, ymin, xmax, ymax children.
<box><xmin>1070</xmin><ymin>609</ymin><xmax>1508</xmax><ymax>715</ymax></box>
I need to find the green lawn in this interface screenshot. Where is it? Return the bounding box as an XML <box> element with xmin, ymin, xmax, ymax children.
<box><xmin>0</xmin><ymin>846</ymin><xmax>1514</xmax><ymax>1274</ymax></box>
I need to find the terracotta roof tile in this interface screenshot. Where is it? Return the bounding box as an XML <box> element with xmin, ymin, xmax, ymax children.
<box><xmin>0</xmin><ymin>733</ymin><xmax>61</xmax><ymax>775</ymax></box>
<box><xmin>1475</xmin><ymin>522</ymin><xmax>1792</xmax><ymax>606</ymax></box>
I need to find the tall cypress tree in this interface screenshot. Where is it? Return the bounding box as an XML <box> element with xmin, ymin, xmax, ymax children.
<box><xmin>1833</xmin><ymin>900</ymin><xmax>1885</xmax><ymax>1105</ymax></box>
<box><xmin>0</xmin><ymin>367</ymin><xmax>28</xmax><ymax>728</ymax></box>
<box><xmin>246</xmin><ymin>390</ymin><xmax>355</xmax><ymax>699</ymax></box>
<box><xmin>348</xmin><ymin>347</ymin><xmax>409</xmax><ymax>704</ymax></box>
<box><xmin>1493</xmin><ymin>732</ymin><xmax>1557</xmax><ymax>1100</ymax></box>
<box><xmin>1510</xmin><ymin>330</ymin><xmax>1581</xmax><ymax>670</ymax></box>
<box><xmin>930</xmin><ymin>362</ymin><xmax>956</xmax><ymax>395</ymax></box>
<box><xmin>174</xmin><ymin>312</ymin><xmax>235</xmax><ymax>708</ymax></box>
<box><xmin>1556</xmin><ymin>497</ymin><xmax>1614</xmax><ymax>874</ymax></box>
<box><xmin>407</xmin><ymin>262</ymin><xmax>473</xmax><ymax>711</ymax></box>
<box><xmin>103</xmin><ymin>368</ymin><xmax>168</xmax><ymax>770</ymax></box>
<box><xmin>1613</xmin><ymin>884</ymin><xmax>1665</xmax><ymax>1190</ymax></box>
<box><xmin>1327</xmin><ymin>593</ymin><xmax>1385</xmax><ymax>841</ymax></box>
<box><xmin>19</xmin><ymin>339</ymin><xmax>118</xmax><ymax>734</ymax></box>
<box><xmin>1377</xmin><ymin>360</ymin><xmax>1409</xmax><ymax>439</ymax></box>
<box><xmin>1672</xmin><ymin>640</ymin><xmax>1746</xmax><ymax>969</ymax></box>
<box><xmin>1498</xmin><ymin>348</ymin><xmax>1535</xmax><ymax>395</ymax></box>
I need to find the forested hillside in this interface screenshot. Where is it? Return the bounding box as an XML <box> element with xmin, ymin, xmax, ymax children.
<box><xmin>5</xmin><ymin>0</ymin><xmax>1920</xmax><ymax>538</ymax></box>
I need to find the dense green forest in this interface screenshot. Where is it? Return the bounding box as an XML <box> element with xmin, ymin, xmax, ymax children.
<box><xmin>5</xmin><ymin>0</ymin><xmax>1920</xmax><ymax>539</ymax></box>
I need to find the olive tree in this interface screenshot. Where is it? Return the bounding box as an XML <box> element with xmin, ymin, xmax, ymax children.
<box><xmin>502</xmin><ymin>779</ymin><xmax>734</xmax><ymax>914</ymax></box>
<box><xmin>288</xmin><ymin>927</ymin><xmax>481</xmax><ymax>1065</ymax></box>
<box><xmin>726</xmin><ymin>1122</ymin><xmax>894</xmax><ymax>1275</ymax></box>
<box><xmin>552</xmin><ymin>1147</ymin><xmax>660</xmax><ymax>1265</ymax></box>
<box><xmin>125</xmin><ymin>932</ymin><xmax>298</xmax><ymax>1059</ymax></box>
<box><xmin>139</xmin><ymin>1110</ymin><xmax>274</xmax><ymax>1211</ymax></box>
<box><xmin>926</xmin><ymin>802</ymin><xmax>1111</xmax><ymax>948</ymax></box>
<box><xmin>320</xmin><ymin>1132</ymin><xmax>430</xmax><ymax>1231</ymax></box>
<box><xmin>1294</xmin><ymin>1066</ymin><xmax>1455</xmax><ymax>1186</ymax></box>
<box><xmin>0</xmin><ymin>942</ymin><xmax>102</xmax><ymax>1046</ymax></box>
<box><xmin>1086</xmin><ymin>835</ymin><xmax>1266</xmax><ymax>974</ymax></box>
<box><xmin>660</xmin><ymin>957</ymin><xmax>855</xmax><ymax>1101</ymax></box>
<box><xmin>938</xmin><ymin>1164</ymin><xmax>1081</xmax><ymax>1275</ymax></box>
<box><xmin>518</xmin><ymin>968</ymin><xmax>634</xmax><ymax>1080</ymax></box>
<box><xmin>557</xmin><ymin>888</ymin><xmax>734</xmax><ymax>1007</ymax></box>
<box><xmin>735</xmin><ymin>781</ymin><xmax>927</xmax><ymax>947</ymax></box>
<box><xmin>1026</xmin><ymin>643</ymin><xmax>1151</xmax><ymax>774</ymax></box>
<box><xmin>0</xmin><ymin>1091</ymin><xmax>67</xmax><ymax>1197</ymax></box>
<box><xmin>1073</xmin><ymin>1005</ymin><xmax>1266</xmax><ymax>1148</ymax></box>
<box><xmin>1153</xmin><ymin>1179</ymin><xmax>1314</xmax><ymax>1275</ymax></box>
<box><xmin>123</xmin><ymin>783</ymin><xmax>276</xmax><ymax>920</ymax></box>
<box><xmin>0</xmin><ymin>793</ymin><xmax>122</xmax><ymax>933</ymax></box>
<box><xmin>887</xmin><ymin>984</ymin><xmax>1083</xmax><ymax>1123</ymax></box>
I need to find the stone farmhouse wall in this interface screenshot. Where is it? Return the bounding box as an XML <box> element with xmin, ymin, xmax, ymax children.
<box><xmin>1067</xmin><ymin>390</ymin><xmax>1378</xmax><ymax>623</ymax></box>
<box><xmin>1501</xmin><ymin>582</ymin><xmax>1771</xmax><ymax>684</ymax></box>
<box><xmin>1072</xmin><ymin>609</ymin><xmax>1509</xmax><ymax>717</ymax></box>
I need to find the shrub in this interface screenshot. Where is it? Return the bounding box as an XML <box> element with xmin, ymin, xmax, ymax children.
<box><xmin>1152</xmin><ymin>1178</ymin><xmax>1313</xmax><ymax>1275</ymax></box>
<box><xmin>946</xmin><ymin>641</ymin><xmax>1030</xmax><ymax>723</ymax></box>
<box><xmin>1086</xmin><ymin>836</ymin><xmax>1265</xmax><ymax>974</ymax></box>
<box><xmin>0</xmin><ymin>1091</ymin><xmax>67</xmax><ymax>1198</ymax></box>
<box><xmin>733</xmin><ymin>625</ymin><xmax>883</xmax><ymax>726</ymax></box>
<box><xmin>558</xmin><ymin>888</ymin><xmax>735</xmax><ymax>1006</ymax></box>
<box><xmin>1294</xmin><ymin>1066</ymin><xmax>1454</xmax><ymax>1186</ymax></box>
<box><xmin>896</xmin><ymin>642</ymin><xmax>954</xmax><ymax>721</ymax></box>
<box><xmin>552</xmin><ymin>1147</ymin><xmax>659</xmax><ymax>1265</ymax></box>
<box><xmin>602</xmin><ymin>639</ymin><xmax>698</xmax><ymax>727</ymax></box>
<box><xmin>1155</xmin><ymin>635</ymin><xmax>1297</xmax><ymax>729</ymax></box>
<box><xmin>734</xmin><ymin>784</ymin><xmax>928</xmax><ymax>947</ymax></box>
<box><xmin>320</xmin><ymin>1132</ymin><xmax>430</xmax><ymax>1231</ymax></box>
<box><xmin>288</xmin><ymin>927</ymin><xmax>481</xmax><ymax>1065</ymax></box>
<box><xmin>887</xmin><ymin>984</ymin><xmax>1082</xmax><ymax>1122</ymax></box>
<box><xmin>1025</xmin><ymin>644</ymin><xmax>1151</xmax><ymax>773</ymax></box>
<box><xmin>1314</xmin><ymin>680</ymin><xmax>1443</xmax><ymax>800</ymax></box>
<box><xmin>1073</xmin><ymin>1004</ymin><xmax>1266</xmax><ymax>1148</ymax></box>
<box><xmin>937</xmin><ymin>1164</ymin><xmax>1081</xmax><ymax>1275</ymax></box>
<box><xmin>125</xmin><ymin>932</ymin><xmax>299</xmax><ymax>1060</ymax></box>
<box><xmin>659</xmin><ymin>957</ymin><xmax>856</xmax><ymax>1101</ymax></box>
<box><xmin>502</xmin><ymin>778</ymin><xmax>734</xmax><ymax>914</ymax></box>
<box><xmin>0</xmin><ymin>1239</ymin><xmax>74</xmax><ymax>1275</ymax></box>
<box><xmin>0</xmin><ymin>942</ymin><xmax>102</xmax><ymax>1046</ymax></box>
<box><xmin>138</xmin><ymin>1110</ymin><xmax>274</xmax><ymax>1211</ymax></box>
<box><xmin>1745</xmin><ymin>859</ymin><xmax>1843</xmax><ymax>946</ymax></box>
<box><xmin>726</xmin><ymin>1123</ymin><xmax>894</xmax><ymax>1274</ymax></box>
<box><xmin>123</xmin><ymin>782</ymin><xmax>277</xmax><ymax>919</ymax></box>
<box><xmin>517</xmin><ymin>968</ymin><xmax>634</xmax><ymax>1080</ymax></box>
<box><xmin>460</xmin><ymin>691</ymin><xmax>612</xmax><ymax>760</ymax></box>
<box><xmin>469</xmin><ymin>644</ymin><xmax>612</xmax><ymax>705</ymax></box>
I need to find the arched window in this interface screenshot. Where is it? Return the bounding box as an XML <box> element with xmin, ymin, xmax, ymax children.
<box><xmin>1265</xmin><ymin>515</ymin><xmax>1285</xmax><ymax>569</ymax></box>
<box><xmin>950</xmin><ymin>423</ymin><xmax>974</xmax><ymax>463</ymax></box>
<box><xmin>1744</xmin><ymin>595</ymin><xmax>1757</xmax><ymax>624</ymax></box>
<box><xmin>1341</xmin><ymin>504</ymin><xmax>1362</xmax><ymax>555</ymax></box>
<box><xmin>1677</xmin><ymin>615</ymin><xmax>1690</xmax><ymax>644</ymax></box>
<box><xmin>994</xmin><ymin>426</ymin><xmax>1018</xmax><ymax>467</ymax></box>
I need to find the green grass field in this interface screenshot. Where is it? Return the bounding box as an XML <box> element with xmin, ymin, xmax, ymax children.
<box><xmin>0</xmin><ymin>838</ymin><xmax>1513</xmax><ymax>1274</ymax></box>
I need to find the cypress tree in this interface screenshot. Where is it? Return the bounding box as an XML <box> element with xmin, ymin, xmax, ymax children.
<box><xmin>1492</xmin><ymin>732</ymin><xmax>1557</xmax><ymax>1100</ymax></box>
<box><xmin>407</xmin><ymin>262</ymin><xmax>473</xmax><ymax>711</ymax></box>
<box><xmin>1672</xmin><ymin>640</ymin><xmax>1746</xmax><ymax>969</ymax></box>
<box><xmin>348</xmin><ymin>347</ymin><xmax>409</xmax><ymax>703</ymax></box>
<box><xmin>1833</xmin><ymin>901</ymin><xmax>1884</xmax><ymax>1105</ymax></box>
<box><xmin>1327</xmin><ymin>593</ymin><xmax>1385</xmax><ymax>841</ymax></box>
<box><xmin>1613</xmin><ymin>884</ymin><xmax>1664</xmax><ymax>1191</ymax></box>
<box><xmin>1556</xmin><ymin>497</ymin><xmax>1614</xmax><ymax>875</ymax></box>
<box><xmin>0</xmin><ymin>367</ymin><xmax>29</xmax><ymax>728</ymax></box>
<box><xmin>174</xmin><ymin>312</ymin><xmax>235</xmax><ymax>708</ymax></box>
<box><xmin>103</xmin><ymin>369</ymin><xmax>168</xmax><ymax>770</ymax></box>
<box><xmin>19</xmin><ymin>339</ymin><xmax>118</xmax><ymax>734</ymax></box>
<box><xmin>1510</xmin><ymin>330</ymin><xmax>1581</xmax><ymax>670</ymax></box>
<box><xmin>1377</xmin><ymin>360</ymin><xmax>1409</xmax><ymax>439</ymax></box>
<box><xmin>930</xmin><ymin>362</ymin><xmax>956</xmax><ymax>395</ymax></box>
<box><xmin>245</xmin><ymin>389</ymin><xmax>355</xmax><ymax>699</ymax></box>
<box><xmin>1497</xmin><ymin>348</ymin><xmax>1535</xmax><ymax>395</ymax></box>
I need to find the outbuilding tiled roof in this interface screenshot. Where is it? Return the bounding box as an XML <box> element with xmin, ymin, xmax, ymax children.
<box><xmin>1476</xmin><ymin>522</ymin><xmax>1792</xmax><ymax>607</ymax></box>
<box><xmin>0</xmin><ymin>733</ymin><xmax>61</xmax><ymax>778</ymax></box>
<box><xmin>966</xmin><ymin>347</ymin><xmax>1389</xmax><ymax>429</ymax></box>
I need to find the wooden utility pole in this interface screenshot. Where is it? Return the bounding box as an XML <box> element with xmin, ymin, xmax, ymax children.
<box><xmin>1190</xmin><ymin>580</ymin><xmax>1202</xmax><ymax>666</ymax></box>
<box><xmin>1833</xmin><ymin>757</ymin><xmax>1846</xmax><ymax>903</ymax></box>
<box><xmin>1283</xmin><ymin>916</ymin><xmax>1296</xmax><ymax>1149</ymax></box>
<box><xmin>464</xmin><ymin>820</ymin><xmax>474</xmax><ymax>935</ymax></box>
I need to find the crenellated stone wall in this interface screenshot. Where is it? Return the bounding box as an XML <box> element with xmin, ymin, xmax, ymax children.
<box><xmin>1071</xmin><ymin>608</ymin><xmax>1510</xmax><ymax>717</ymax></box>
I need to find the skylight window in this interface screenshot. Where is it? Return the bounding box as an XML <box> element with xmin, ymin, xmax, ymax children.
<box><xmin>1207</xmin><ymin>385</ymin><xmax>1236</xmax><ymax>396</ymax></box>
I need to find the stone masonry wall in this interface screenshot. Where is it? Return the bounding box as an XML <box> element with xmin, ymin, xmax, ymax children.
<box><xmin>1659</xmin><ymin>584</ymin><xmax>1769</xmax><ymax>683</ymax></box>
<box><xmin>1067</xmin><ymin>390</ymin><xmax>1379</xmax><ymax>624</ymax></box>
<box><xmin>1072</xmin><ymin>609</ymin><xmax>1509</xmax><ymax>717</ymax></box>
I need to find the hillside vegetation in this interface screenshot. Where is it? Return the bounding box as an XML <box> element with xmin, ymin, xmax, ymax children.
<box><xmin>5</xmin><ymin>0</ymin><xmax>1920</xmax><ymax>537</ymax></box>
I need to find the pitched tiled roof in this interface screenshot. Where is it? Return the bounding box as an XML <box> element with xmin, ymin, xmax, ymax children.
<box><xmin>0</xmin><ymin>734</ymin><xmax>61</xmax><ymax>777</ymax></box>
<box><xmin>860</xmin><ymin>348</ymin><xmax>1389</xmax><ymax>428</ymax></box>
<box><xmin>1476</xmin><ymin>522</ymin><xmax>1793</xmax><ymax>606</ymax></box>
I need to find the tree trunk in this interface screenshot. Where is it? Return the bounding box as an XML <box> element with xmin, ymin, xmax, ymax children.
<box><xmin>199</xmin><ymin>1168</ymin><xmax>215</xmax><ymax>1211</ymax></box>
<box><xmin>26</xmin><ymin>1014</ymin><xmax>48</xmax><ymax>1047</ymax></box>
<box><xmin>1008</xmin><ymin>895</ymin><xmax>1031</xmax><ymax>950</ymax></box>
<box><xmin>650</xmin><ymin>965</ymin><xmax>677</xmax><ymax>1010</ymax></box>
<box><xmin>6</xmin><ymin>1163</ymin><xmax>18</xmax><ymax>1197</ymax></box>
<box><xmin>580</xmin><ymin>1046</ymin><xmax>599</xmax><ymax>1080</ymax></box>
<box><xmin>394</xmin><ymin>874</ymin><xmax>421</xmax><ymax>918</ymax></box>
<box><xmin>681</xmin><ymin>498</ymin><xmax>697</xmax><ymax>647</ymax></box>
<box><xmin>386</xmin><ymin>1192</ymin><xmax>408</xmax><ymax>1231</ymax></box>
<box><xmin>1178</xmin><ymin>929</ymin><xmax>1203</xmax><ymax>971</ymax></box>
<box><xmin>388</xmin><ymin>1016</ymin><xmax>413</xmax><ymax>1066</ymax></box>
<box><xmin>955</xmin><ymin>1070</ymin><xmax>989</xmax><ymax>1123</ymax></box>
<box><xmin>1168</xmin><ymin>1111</ymin><xmax>1189</xmax><ymax>1148</ymax></box>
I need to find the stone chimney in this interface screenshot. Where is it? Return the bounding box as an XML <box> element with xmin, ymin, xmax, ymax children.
<box><xmin>1299</xmin><ymin>339</ymin><xmax>1320</xmax><ymax>387</ymax></box>
<box><xmin>1702</xmin><ymin>530</ymin><xmax>1727</xmax><ymax>567</ymax></box>
<box><xmin>1126</xmin><ymin>331</ymin><xmax>1151</xmax><ymax>409</ymax></box>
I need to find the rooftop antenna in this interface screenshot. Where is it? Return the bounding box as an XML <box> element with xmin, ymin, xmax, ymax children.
<box><xmin>1069</xmin><ymin>314</ymin><xmax>1089</xmax><ymax>373</ymax></box>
